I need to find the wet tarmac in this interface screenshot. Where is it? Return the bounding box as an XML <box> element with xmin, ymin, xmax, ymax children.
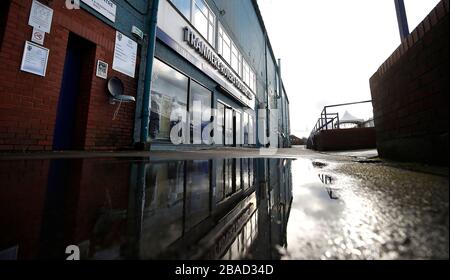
<box><xmin>0</xmin><ymin>147</ymin><xmax>448</xmax><ymax>260</ymax></box>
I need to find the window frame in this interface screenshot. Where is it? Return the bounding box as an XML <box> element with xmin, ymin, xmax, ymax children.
<box><xmin>169</xmin><ymin>0</ymin><xmax>258</xmax><ymax>95</ymax></box>
<box><xmin>189</xmin><ymin>79</ymin><xmax>213</xmax><ymax>144</ymax></box>
<box><xmin>242</xmin><ymin>58</ymin><xmax>256</xmax><ymax>93</ymax></box>
<box><xmin>151</xmin><ymin>57</ymin><xmax>216</xmax><ymax>143</ymax></box>
<box><xmin>191</xmin><ymin>0</ymin><xmax>216</xmax><ymax>47</ymax></box>
<box><xmin>218</xmin><ymin>24</ymin><xmax>232</xmax><ymax>65</ymax></box>
<box><xmin>231</xmin><ymin>42</ymin><xmax>242</xmax><ymax>77</ymax></box>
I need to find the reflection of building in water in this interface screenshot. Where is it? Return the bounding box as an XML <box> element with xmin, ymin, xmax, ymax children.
<box><xmin>0</xmin><ymin>157</ymin><xmax>292</xmax><ymax>260</ymax></box>
<box><xmin>122</xmin><ymin>158</ymin><xmax>291</xmax><ymax>260</ymax></box>
<box><xmin>244</xmin><ymin>158</ymin><xmax>293</xmax><ymax>260</ymax></box>
<box><xmin>137</xmin><ymin>158</ymin><xmax>277</xmax><ymax>260</ymax></box>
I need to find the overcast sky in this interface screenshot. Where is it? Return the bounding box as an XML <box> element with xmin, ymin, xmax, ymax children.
<box><xmin>257</xmin><ymin>0</ymin><xmax>441</xmax><ymax>137</ymax></box>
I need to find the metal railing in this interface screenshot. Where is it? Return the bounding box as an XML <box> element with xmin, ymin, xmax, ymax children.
<box><xmin>310</xmin><ymin>100</ymin><xmax>373</xmax><ymax>135</ymax></box>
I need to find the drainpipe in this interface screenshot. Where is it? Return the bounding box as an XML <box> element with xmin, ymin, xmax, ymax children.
<box><xmin>264</xmin><ymin>33</ymin><xmax>269</xmax><ymax>148</ymax></box>
<box><xmin>139</xmin><ymin>0</ymin><xmax>160</xmax><ymax>149</ymax></box>
<box><xmin>277</xmin><ymin>59</ymin><xmax>284</xmax><ymax>148</ymax></box>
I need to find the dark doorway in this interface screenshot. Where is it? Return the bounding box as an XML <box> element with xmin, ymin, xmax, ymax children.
<box><xmin>53</xmin><ymin>33</ymin><xmax>95</xmax><ymax>150</ymax></box>
<box><xmin>0</xmin><ymin>0</ymin><xmax>11</xmax><ymax>49</ymax></box>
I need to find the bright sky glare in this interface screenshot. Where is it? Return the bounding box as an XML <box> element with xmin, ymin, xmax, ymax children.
<box><xmin>257</xmin><ymin>0</ymin><xmax>441</xmax><ymax>137</ymax></box>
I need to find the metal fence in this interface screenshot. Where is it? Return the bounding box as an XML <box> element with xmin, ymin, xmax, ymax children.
<box><xmin>310</xmin><ymin>100</ymin><xmax>373</xmax><ymax>134</ymax></box>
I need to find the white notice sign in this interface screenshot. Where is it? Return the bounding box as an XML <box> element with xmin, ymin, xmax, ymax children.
<box><xmin>20</xmin><ymin>41</ymin><xmax>49</xmax><ymax>77</ymax></box>
<box><xmin>112</xmin><ymin>32</ymin><xmax>138</xmax><ymax>78</ymax></box>
<box><xmin>28</xmin><ymin>0</ymin><xmax>53</xmax><ymax>34</ymax></box>
<box><xmin>81</xmin><ymin>0</ymin><xmax>117</xmax><ymax>22</ymax></box>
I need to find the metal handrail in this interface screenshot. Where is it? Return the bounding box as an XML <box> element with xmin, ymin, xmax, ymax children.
<box><xmin>310</xmin><ymin>100</ymin><xmax>372</xmax><ymax>135</ymax></box>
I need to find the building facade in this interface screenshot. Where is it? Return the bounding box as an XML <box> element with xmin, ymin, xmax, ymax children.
<box><xmin>0</xmin><ymin>0</ymin><xmax>153</xmax><ymax>151</ymax></box>
<box><xmin>0</xmin><ymin>0</ymin><xmax>290</xmax><ymax>151</ymax></box>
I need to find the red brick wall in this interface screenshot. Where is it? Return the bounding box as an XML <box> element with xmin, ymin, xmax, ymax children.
<box><xmin>370</xmin><ymin>0</ymin><xmax>449</xmax><ymax>165</ymax></box>
<box><xmin>312</xmin><ymin>127</ymin><xmax>377</xmax><ymax>151</ymax></box>
<box><xmin>0</xmin><ymin>0</ymin><xmax>138</xmax><ymax>151</ymax></box>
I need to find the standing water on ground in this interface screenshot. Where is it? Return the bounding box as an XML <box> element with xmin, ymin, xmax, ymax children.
<box><xmin>0</xmin><ymin>156</ymin><xmax>447</xmax><ymax>259</ymax></box>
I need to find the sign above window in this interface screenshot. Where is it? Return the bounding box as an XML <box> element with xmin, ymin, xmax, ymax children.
<box><xmin>81</xmin><ymin>0</ymin><xmax>117</xmax><ymax>22</ymax></box>
<box><xmin>183</xmin><ymin>27</ymin><xmax>252</xmax><ymax>100</ymax></box>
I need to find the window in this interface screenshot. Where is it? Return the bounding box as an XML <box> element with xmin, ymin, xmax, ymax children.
<box><xmin>242</xmin><ymin>60</ymin><xmax>249</xmax><ymax>87</ymax></box>
<box><xmin>216</xmin><ymin>103</ymin><xmax>225</xmax><ymax>145</ymax></box>
<box><xmin>231</xmin><ymin>43</ymin><xmax>242</xmax><ymax>76</ymax></box>
<box><xmin>235</xmin><ymin>111</ymin><xmax>242</xmax><ymax>146</ymax></box>
<box><xmin>150</xmin><ymin>59</ymin><xmax>189</xmax><ymax>141</ymax></box>
<box><xmin>190</xmin><ymin>81</ymin><xmax>212</xmax><ymax>144</ymax></box>
<box><xmin>249</xmin><ymin>71</ymin><xmax>256</xmax><ymax>93</ymax></box>
<box><xmin>225</xmin><ymin>108</ymin><xmax>233</xmax><ymax>145</ymax></box>
<box><xmin>218</xmin><ymin>25</ymin><xmax>231</xmax><ymax>64</ymax></box>
<box><xmin>170</xmin><ymin>0</ymin><xmax>190</xmax><ymax>19</ymax></box>
<box><xmin>192</xmin><ymin>0</ymin><xmax>215</xmax><ymax>46</ymax></box>
<box><xmin>243</xmin><ymin>112</ymin><xmax>249</xmax><ymax>145</ymax></box>
<box><xmin>242</xmin><ymin>59</ymin><xmax>256</xmax><ymax>93</ymax></box>
<box><xmin>248</xmin><ymin>115</ymin><xmax>255</xmax><ymax>145</ymax></box>
<box><xmin>170</xmin><ymin>0</ymin><xmax>215</xmax><ymax>47</ymax></box>
<box><xmin>218</xmin><ymin>25</ymin><xmax>248</xmax><ymax>81</ymax></box>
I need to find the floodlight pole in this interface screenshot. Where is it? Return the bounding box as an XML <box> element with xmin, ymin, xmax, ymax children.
<box><xmin>394</xmin><ymin>0</ymin><xmax>410</xmax><ymax>40</ymax></box>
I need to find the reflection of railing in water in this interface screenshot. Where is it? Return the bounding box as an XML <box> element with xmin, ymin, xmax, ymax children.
<box><xmin>326</xmin><ymin>188</ymin><xmax>339</xmax><ymax>200</ymax></box>
<box><xmin>318</xmin><ymin>174</ymin><xmax>334</xmax><ymax>185</ymax></box>
<box><xmin>318</xmin><ymin>174</ymin><xmax>339</xmax><ymax>200</ymax></box>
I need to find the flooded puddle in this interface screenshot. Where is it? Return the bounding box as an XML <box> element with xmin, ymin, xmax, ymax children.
<box><xmin>0</xmin><ymin>156</ymin><xmax>447</xmax><ymax>260</ymax></box>
<box><xmin>0</xmin><ymin>157</ymin><xmax>290</xmax><ymax>260</ymax></box>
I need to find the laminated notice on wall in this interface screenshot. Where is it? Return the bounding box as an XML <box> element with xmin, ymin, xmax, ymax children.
<box><xmin>112</xmin><ymin>32</ymin><xmax>138</xmax><ymax>78</ymax></box>
<box><xmin>28</xmin><ymin>0</ymin><xmax>53</xmax><ymax>34</ymax></box>
<box><xmin>20</xmin><ymin>41</ymin><xmax>49</xmax><ymax>77</ymax></box>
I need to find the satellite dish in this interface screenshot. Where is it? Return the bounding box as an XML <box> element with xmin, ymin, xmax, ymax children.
<box><xmin>107</xmin><ymin>77</ymin><xmax>136</xmax><ymax>103</ymax></box>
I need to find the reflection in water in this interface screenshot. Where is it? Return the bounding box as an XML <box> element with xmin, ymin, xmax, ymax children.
<box><xmin>0</xmin><ymin>157</ymin><xmax>292</xmax><ymax>260</ymax></box>
<box><xmin>2</xmin><ymin>157</ymin><xmax>440</xmax><ymax>260</ymax></box>
<box><xmin>318</xmin><ymin>174</ymin><xmax>339</xmax><ymax>200</ymax></box>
